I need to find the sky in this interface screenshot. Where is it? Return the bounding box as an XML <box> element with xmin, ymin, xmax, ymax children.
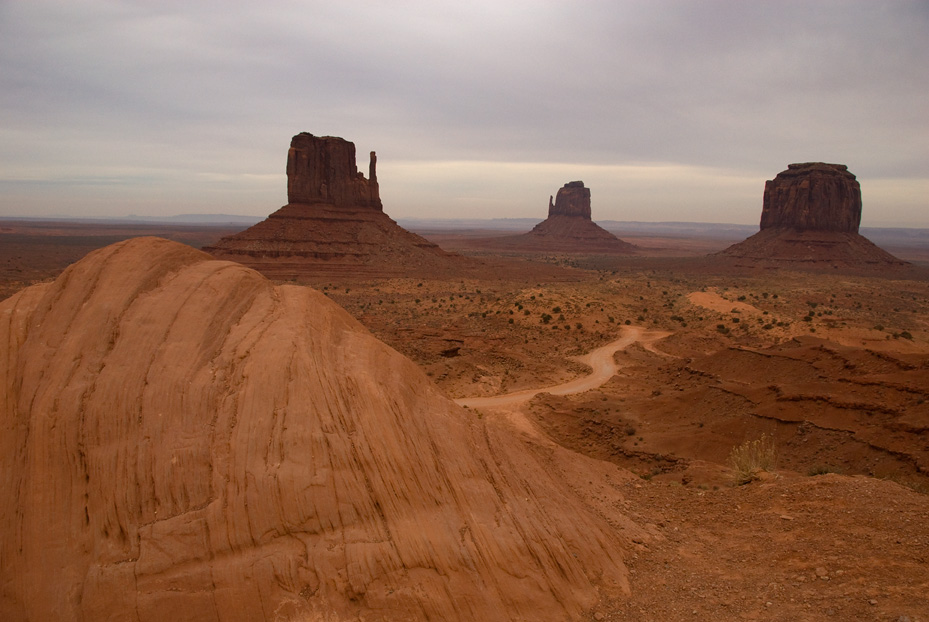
<box><xmin>1</xmin><ymin>0</ymin><xmax>927</xmax><ymax>227</ymax></box>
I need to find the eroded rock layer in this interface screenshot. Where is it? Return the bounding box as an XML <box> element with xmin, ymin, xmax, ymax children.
<box><xmin>719</xmin><ymin>163</ymin><xmax>905</xmax><ymax>268</ymax></box>
<box><xmin>205</xmin><ymin>133</ymin><xmax>469</xmax><ymax>278</ymax></box>
<box><xmin>286</xmin><ymin>133</ymin><xmax>381</xmax><ymax>210</ymax></box>
<box><xmin>760</xmin><ymin>163</ymin><xmax>861</xmax><ymax>232</ymax></box>
<box><xmin>206</xmin><ymin>203</ymin><xmax>466</xmax><ymax>279</ymax></box>
<box><xmin>0</xmin><ymin>237</ymin><xmax>634</xmax><ymax>621</ymax></box>
<box><xmin>549</xmin><ymin>180</ymin><xmax>592</xmax><ymax>219</ymax></box>
<box><xmin>471</xmin><ymin>182</ymin><xmax>637</xmax><ymax>254</ymax></box>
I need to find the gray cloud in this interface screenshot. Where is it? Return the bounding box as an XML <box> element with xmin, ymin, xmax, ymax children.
<box><xmin>1</xmin><ymin>0</ymin><xmax>926</xmax><ymax>224</ymax></box>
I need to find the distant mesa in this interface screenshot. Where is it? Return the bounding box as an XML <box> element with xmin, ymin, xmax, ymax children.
<box><xmin>205</xmin><ymin>132</ymin><xmax>469</xmax><ymax>279</ymax></box>
<box><xmin>0</xmin><ymin>237</ymin><xmax>633</xmax><ymax>620</ymax></box>
<box><xmin>719</xmin><ymin>162</ymin><xmax>906</xmax><ymax>267</ymax></box>
<box><xmin>760</xmin><ymin>162</ymin><xmax>861</xmax><ymax>232</ymax></box>
<box><xmin>470</xmin><ymin>181</ymin><xmax>637</xmax><ymax>254</ymax></box>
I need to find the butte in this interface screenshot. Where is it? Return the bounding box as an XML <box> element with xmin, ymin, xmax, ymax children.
<box><xmin>718</xmin><ymin>162</ymin><xmax>906</xmax><ymax>268</ymax></box>
<box><xmin>205</xmin><ymin>132</ymin><xmax>470</xmax><ymax>279</ymax></box>
<box><xmin>0</xmin><ymin>237</ymin><xmax>638</xmax><ymax>621</ymax></box>
<box><xmin>471</xmin><ymin>181</ymin><xmax>637</xmax><ymax>254</ymax></box>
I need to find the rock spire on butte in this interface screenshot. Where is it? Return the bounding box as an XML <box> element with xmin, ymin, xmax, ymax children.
<box><xmin>471</xmin><ymin>181</ymin><xmax>637</xmax><ymax>254</ymax></box>
<box><xmin>719</xmin><ymin>162</ymin><xmax>905</xmax><ymax>268</ymax></box>
<box><xmin>205</xmin><ymin>133</ymin><xmax>467</xmax><ymax>278</ymax></box>
<box><xmin>285</xmin><ymin>132</ymin><xmax>382</xmax><ymax>209</ymax></box>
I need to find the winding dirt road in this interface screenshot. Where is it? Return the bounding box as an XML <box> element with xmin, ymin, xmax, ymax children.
<box><xmin>455</xmin><ymin>325</ymin><xmax>671</xmax><ymax>409</ymax></box>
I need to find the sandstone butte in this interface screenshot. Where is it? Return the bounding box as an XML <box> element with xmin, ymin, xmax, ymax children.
<box><xmin>469</xmin><ymin>181</ymin><xmax>638</xmax><ymax>254</ymax></box>
<box><xmin>204</xmin><ymin>133</ymin><xmax>469</xmax><ymax>279</ymax></box>
<box><xmin>0</xmin><ymin>237</ymin><xmax>640</xmax><ymax>621</ymax></box>
<box><xmin>719</xmin><ymin>162</ymin><xmax>906</xmax><ymax>267</ymax></box>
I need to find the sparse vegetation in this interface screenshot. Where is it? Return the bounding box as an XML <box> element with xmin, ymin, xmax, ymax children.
<box><xmin>728</xmin><ymin>434</ymin><xmax>776</xmax><ymax>485</ymax></box>
<box><xmin>808</xmin><ymin>464</ymin><xmax>842</xmax><ymax>476</ymax></box>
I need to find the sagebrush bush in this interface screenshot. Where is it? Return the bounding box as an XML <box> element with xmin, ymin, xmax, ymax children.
<box><xmin>728</xmin><ymin>434</ymin><xmax>776</xmax><ymax>485</ymax></box>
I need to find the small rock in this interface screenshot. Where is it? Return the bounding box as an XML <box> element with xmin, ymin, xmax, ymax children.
<box><xmin>594</xmin><ymin>613</ymin><xmax>605</xmax><ymax>621</ymax></box>
<box><xmin>815</xmin><ymin>567</ymin><xmax>828</xmax><ymax>578</ymax></box>
<box><xmin>869</xmin><ymin>599</ymin><xmax>878</xmax><ymax>606</ymax></box>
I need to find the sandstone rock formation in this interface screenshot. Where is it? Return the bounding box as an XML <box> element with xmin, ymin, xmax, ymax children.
<box><xmin>759</xmin><ymin>163</ymin><xmax>861</xmax><ymax>232</ymax></box>
<box><xmin>205</xmin><ymin>133</ymin><xmax>469</xmax><ymax>279</ymax></box>
<box><xmin>548</xmin><ymin>180</ymin><xmax>591</xmax><ymax>218</ymax></box>
<box><xmin>470</xmin><ymin>181</ymin><xmax>637</xmax><ymax>254</ymax></box>
<box><xmin>719</xmin><ymin>163</ymin><xmax>905</xmax><ymax>268</ymax></box>
<box><xmin>0</xmin><ymin>237</ymin><xmax>637</xmax><ymax>621</ymax></box>
<box><xmin>286</xmin><ymin>132</ymin><xmax>382</xmax><ymax>209</ymax></box>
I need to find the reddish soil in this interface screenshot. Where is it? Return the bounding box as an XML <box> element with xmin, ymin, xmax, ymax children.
<box><xmin>1</xmin><ymin>221</ymin><xmax>927</xmax><ymax>621</ymax></box>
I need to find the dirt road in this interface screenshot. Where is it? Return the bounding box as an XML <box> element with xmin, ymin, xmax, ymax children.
<box><xmin>455</xmin><ymin>325</ymin><xmax>671</xmax><ymax>409</ymax></box>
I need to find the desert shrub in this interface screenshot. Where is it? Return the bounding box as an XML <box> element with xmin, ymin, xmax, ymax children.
<box><xmin>727</xmin><ymin>434</ymin><xmax>776</xmax><ymax>485</ymax></box>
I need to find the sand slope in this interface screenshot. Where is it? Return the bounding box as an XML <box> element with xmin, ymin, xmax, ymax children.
<box><xmin>0</xmin><ymin>237</ymin><xmax>633</xmax><ymax>621</ymax></box>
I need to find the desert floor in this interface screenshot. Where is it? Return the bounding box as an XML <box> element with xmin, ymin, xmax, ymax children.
<box><xmin>3</xmin><ymin>220</ymin><xmax>928</xmax><ymax>621</ymax></box>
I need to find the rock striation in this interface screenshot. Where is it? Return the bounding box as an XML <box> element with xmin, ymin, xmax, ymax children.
<box><xmin>548</xmin><ymin>180</ymin><xmax>591</xmax><ymax>219</ymax></box>
<box><xmin>471</xmin><ymin>181</ymin><xmax>637</xmax><ymax>254</ymax></box>
<box><xmin>286</xmin><ymin>133</ymin><xmax>382</xmax><ymax>209</ymax></box>
<box><xmin>0</xmin><ymin>237</ymin><xmax>637</xmax><ymax>621</ymax></box>
<box><xmin>759</xmin><ymin>163</ymin><xmax>861</xmax><ymax>232</ymax></box>
<box><xmin>205</xmin><ymin>133</ymin><xmax>469</xmax><ymax>279</ymax></box>
<box><xmin>719</xmin><ymin>163</ymin><xmax>905</xmax><ymax>268</ymax></box>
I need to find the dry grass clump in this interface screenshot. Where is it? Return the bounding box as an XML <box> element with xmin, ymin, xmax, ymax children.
<box><xmin>728</xmin><ymin>434</ymin><xmax>776</xmax><ymax>485</ymax></box>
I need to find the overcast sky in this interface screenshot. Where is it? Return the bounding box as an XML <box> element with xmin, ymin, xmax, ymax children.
<box><xmin>1</xmin><ymin>1</ymin><xmax>927</xmax><ymax>226</ymax></box>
